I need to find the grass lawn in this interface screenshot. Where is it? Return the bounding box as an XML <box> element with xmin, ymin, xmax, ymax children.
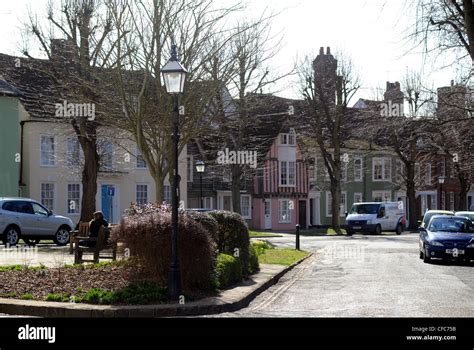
<box><xmin>249</xmin><ymin>231</ymin><xmax>283</xmax><ymax>238</ymax></box>
<box><xmin>258</xmin><ymin>248</ymin><xmax>309</xmax><ymax>266</ymax></box>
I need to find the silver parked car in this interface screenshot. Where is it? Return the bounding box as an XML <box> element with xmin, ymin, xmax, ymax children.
<box><xmin>0</xmin><ymin>198</ymin><xmax>74</xmax><ymax>246</ymax></box>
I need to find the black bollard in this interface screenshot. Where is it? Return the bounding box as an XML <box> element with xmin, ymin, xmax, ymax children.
<box><xmin>296</xmin><ymin>224</ymin><xmax>300</xmax><ymax>251</ymax></box>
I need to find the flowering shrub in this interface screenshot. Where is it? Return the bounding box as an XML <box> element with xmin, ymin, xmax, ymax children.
<box><xmin>123</xmin><ymin>202</ymin><xmax>171</xmax><ymax>217</ymax></box>
<box><xmin>111</xmin><ymin>204</ymin><xmax>217</xmax><ymax>294</ymax></box>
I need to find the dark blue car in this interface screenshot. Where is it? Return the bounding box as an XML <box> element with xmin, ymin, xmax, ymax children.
<box><xmin>419</xmin><ymin>216</ymin><xmax>474</xmax><ymax>263</ymax></box>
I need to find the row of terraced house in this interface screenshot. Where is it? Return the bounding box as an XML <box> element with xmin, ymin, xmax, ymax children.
<box><xmin>0</xmin><ymin>42</ymin><xmax>472</xmax><ymax>230</ymax></box>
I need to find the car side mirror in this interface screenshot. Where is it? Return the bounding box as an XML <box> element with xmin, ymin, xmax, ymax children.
<box><xmin>48</xmin><ymin>210</ymin><xmax>53</xmax><ymax>216</ymax></box>
<box><xmin>418</xmin><ymin>227</ymin><xmax>427</xmax><ymax>234</ymax></box>
<box><xmin>345</xmin><ymin>211</ymin><xmax>348</xmax><ymax>218</ymax></box>
<box><xmin>417</xmin><ymin>220</ymin><xmax>422</xmax><ymax>226</ymax></box>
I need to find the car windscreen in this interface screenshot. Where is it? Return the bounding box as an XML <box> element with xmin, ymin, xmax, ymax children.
<box><xmin>428</xmin><ymin>217</ymin><xmax>474</xmax><ymax>233</ymax></box>
<box><xmin>423</xmin><ymin>212</ymin><xmax>452</xmax><ymax>225</ymax></box>
<box><xmin>455</xmin><ymin>213</ymin><xmax>474</xmax><ymax>221</ymax></box>
<box><xmin>349</xmin><ymin>204</ymin><xmax>379</xmax><ymax>215</ymax></box>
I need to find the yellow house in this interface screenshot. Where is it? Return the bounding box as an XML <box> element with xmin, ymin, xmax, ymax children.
<box><xmin>0</xmin><ymin>51</ymin><xmax>188</xmax><ymax>224</ymax></box>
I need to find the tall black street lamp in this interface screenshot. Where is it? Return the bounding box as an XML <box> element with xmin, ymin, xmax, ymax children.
<box><xmin>161</xmin><ymin>44</ymin><xmax>188</xmax><ymax>301</ymax></box>
<box><xmin>195</xmin><ymin>160</ymin><xmax>205</xmax><ymax>208</ymax></box>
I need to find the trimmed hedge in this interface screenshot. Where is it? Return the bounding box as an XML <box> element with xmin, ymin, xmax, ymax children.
<box><xmin>187</xmin><ymin>211</ymin><xmax>219</xmax><ymax>243</ymax></box>
<box><xmin>216</xmin><ymin>253</ymin><xmax>243</xmax><ymax>289</ymax></box>
<box><xmin>208</xmin><ymin>211</ymin><xmax>250</xmax><ymax>275</ymax></box>
<box><xmin>111</xmin><ymin>204</ymin><xmax>217</xmax><ymax>295</ymax></box>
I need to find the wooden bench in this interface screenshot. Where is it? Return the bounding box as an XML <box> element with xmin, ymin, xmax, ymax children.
<box><xmin>71</xmin><ymin>224</ymin><xmax>117</xmax><ymax>264</ymax></box>
<box><xmin>69</xmin><ymin>222</ymin><xmax>90</xmax><ymax>254</ymax></box>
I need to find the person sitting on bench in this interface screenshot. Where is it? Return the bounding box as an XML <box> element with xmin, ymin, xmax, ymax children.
<box><xmin>79</xmin><ymin>211</ymin><xmax>109</xmax><ymax>248</ymax></box>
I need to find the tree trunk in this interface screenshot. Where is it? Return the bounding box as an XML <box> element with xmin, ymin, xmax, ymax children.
<box><xmin>457</xmin><ymin>172</ymin><xmax>470</xmax><ymax>211</ymax></box>
<box><xmin>231</xmin><ymin>164</ymin><xmax>242</xmax><ymax>214</ymax></box>
<box><xmin>464</xmin><ymin>0</ymin><xmax>474</xmax><ymax>60</ymax></box>
<box><xmin>154</xmin><ymin>175</ymin><xmax>165</xmax><ymax>204</ymax></box>
<box><xmin>406</xmin><ymin>178</ymin><xmax>418</xmax><ymax>230</ymax></box>
<box><xmin>331</xmin><ymin>177</ymin><xmax>341</xmax><ymax>233</ymax></box>
<box><xmin>79</xmin><ymin>134</ymin><xmax>99</xmax><ymax>224</ymax></box>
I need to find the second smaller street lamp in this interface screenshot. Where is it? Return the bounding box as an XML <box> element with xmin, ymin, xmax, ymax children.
<box><xmin>439</xmin><ymin>176</ymin><xmax>446</xmax><ymax>210</ymax></box>
<box><xmin>161</xmin><ymin>44</ymin><xmax>188</xmax><ymax>94</ymax></box>
<box><xmin>196</xmin><ymin>160</ymin><xmax>205</xmax><ymax>208</ymax></box>
<box><xmin>195</xmin><ymin>160</ymin><xmax>205</xmax><ymax>174</ymax></box>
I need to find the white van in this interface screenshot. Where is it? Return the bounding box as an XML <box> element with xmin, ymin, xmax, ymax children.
<box><xmin>345</xmin><ymin>201</ymin><xmax>405</xmax><ymax>235</ymax></box>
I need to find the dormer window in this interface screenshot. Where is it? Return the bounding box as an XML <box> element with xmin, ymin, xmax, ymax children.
<box><xmin>280</xmin><ymin>133</ymin><xmax>296</xmax><ymax>146</ymax></box>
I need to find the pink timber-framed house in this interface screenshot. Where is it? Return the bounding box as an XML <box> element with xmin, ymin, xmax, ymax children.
<box><xmin>249</xmin><ymin>96</ymin><xmax>310</xmax><ymax>231</ymax></box>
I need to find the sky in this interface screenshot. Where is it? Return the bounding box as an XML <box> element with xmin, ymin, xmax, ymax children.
<box><xmin>0</xmin><ymin>0</ymin><xmax>465</xmax><ymax>103</ymax></box>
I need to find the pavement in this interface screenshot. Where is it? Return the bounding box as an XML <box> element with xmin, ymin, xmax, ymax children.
<box><xmin>218</xmin><ymin>232</ymin><xmax>474</xmax><ymax>317</ymax></box>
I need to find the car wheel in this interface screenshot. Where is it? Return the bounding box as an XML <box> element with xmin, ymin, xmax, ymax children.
<box><xmin>395</xmin><ymin>223</ymin><xmax>403</xmax><ymax>235</ymax></box>
<box><xmin>53</xmin><ymin>226</ymin><xmax>70</xmax><ymax>246</ymax></box>
<box><xmin>374</xmin><ymin>224</ymin><xmax>382</xmax><ymax>235</ymax></box>
<box><xmin>23</xmin><ymin>238</ymin><xmax>41</xmax><ymax>246</ymax></box>
<box><xmin>3</xmin><ymin>226</ymin><xmax>20</xmax><ymax>246</ymax></box>
<box><xmin>346</xmin><ymin>230</ymin><xmax>354</xmax><ymax>236</ymax></box>
<box><xmin>423</xmin><ymin>246</ymin><xmax>431</xmax><ymax>263</ymax></box>
<box><xmin>419</xmin><ymin>249</ymin><xmax>424</xmax><ymax>259</ymax></box>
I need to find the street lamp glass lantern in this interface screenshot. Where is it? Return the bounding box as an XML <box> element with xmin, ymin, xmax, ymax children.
<box><xmin>439</xmin><ymin>176</ymin><xmax>446</xmax><ymax>184</ymax></box>
<box><xmin>161</xmin><ymin>45</ymin><xmax>188</xmax><ymax>94</ymax></box>
<box><xmin>196</xmin><ymin>160</ymin><xmax>205</xmax><ymax>173</ymax></box>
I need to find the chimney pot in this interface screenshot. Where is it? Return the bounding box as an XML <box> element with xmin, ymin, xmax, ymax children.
<box><xmin>327</xmin><ymin>47</ymin><xmax>331</xmax><ymax>55</ymax></box>
<box><xmin>319</xmin><ymin>47</ymin><xmax>324</xmax><ymax>55</ymax></box>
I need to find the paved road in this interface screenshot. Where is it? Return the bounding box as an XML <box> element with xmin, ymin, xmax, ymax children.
<box><xmin>219</xmin><ymin>233</ymin><xmax>474</xmax><ymax>317</ymax></box>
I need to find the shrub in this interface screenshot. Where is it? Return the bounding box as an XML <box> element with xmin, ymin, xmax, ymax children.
<box><xmin>112</xmin><ymin>282</ymin><xmax>167</xmax><ymax>305</ymax></box>
<box><xmin>208</xmin><ymin>211</ymin><xmax>250</xmax><ymax>275</ymax></box>
<box><xmin>251</xmin><ymin>240</ymin><xmax>272</xmax><ymax>256</ymax></box>
<box><xmin>45</xmin><ymin>293</ymin><xmax>70</xmax><ymax>302</ymax></box>
<box><xmin>248</xmin><ymin>244</ymin><xmax>260</xmax><ymax>274</ymax></box>
<box><xmin>187</xmin><ymin>211</ymin><xmax>219</xmax><ymax>243</ymax></box>
<box><xmin>2</xmin><ymin>292</ymin><xmax>17</xmax><ymax>298</ymax></box>
<box><xmin>216</xmin><ymin>254</ymin><xmax>242</xmax><ymax>289</ymax></box>
<box><xmin>81</xmin><ymin>288</ymin><xmax>116</xmax><ymax>305</ymax></box>
<box><xmin>20</xmin><ymin>294</ymin><xmax>33</xmax><ymax>300</ymax></box>
<box><xmin>111</xmin><ymin>204</ymin><xmax>217</xmax><ymax>295</ymax></box>
<box><xmin>123</xmin><ymin>202</ymin><xmax>171</xmax><ymax>217</ymax></box>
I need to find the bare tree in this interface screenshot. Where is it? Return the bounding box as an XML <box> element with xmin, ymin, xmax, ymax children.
<box><xmin>300</xmin><ymin>48</ymin><xmax>361</xmax><ymax>233</ymax></box>
<box><xmin>221</xmin><ymin>15</ymin><xmax>288</xmax><ymax>214</ymax></box>
<box><xmin>402</xmin><ymin>69</ymin><xmax>436</xmax><ymax>117</ymax></box>
<box><xmin>101</xmin><ymin>0</ymin><xmax>245</xmax><ymax>203</ymax></box>
<box><xmin>409</xmin><ymin>0</ymin><xmax>474</xmax><ymax>62</ymax></box>
<box><xmin>23</xmin><ymin>0</ymin><xmax>116</xmax><ymax>223</ymax></box>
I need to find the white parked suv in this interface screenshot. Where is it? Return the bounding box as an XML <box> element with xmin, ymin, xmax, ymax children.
<box><xmin>0</xmin><ymin>198</ymin><xmax>74</xmax><ymax>246</ymax></box>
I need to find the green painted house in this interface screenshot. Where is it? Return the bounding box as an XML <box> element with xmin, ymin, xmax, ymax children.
<box><xmin>307</xmin><ymin>141</ymin><xmax>405</xmax><ymax>227</ymax></box>
<box><xmin>0</xmin><ymin>79</ymin><xmax>22</xmax><ymax>197</ymax></box>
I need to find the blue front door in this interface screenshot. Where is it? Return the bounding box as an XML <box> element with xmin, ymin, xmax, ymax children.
<box><xmin>101</xmin><ymin>185</ymin><xmax>115</xmax><ymax>222</ymax></box>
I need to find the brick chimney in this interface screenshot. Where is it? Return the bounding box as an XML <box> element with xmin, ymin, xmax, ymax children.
<box><xmin>384</xmin><ymin>82</ymin><xmax>403</xmax><ymax>103</ymax></box>
<box><xmin>437</xmin><ymin>84</ymin><xmax>467</xmax><ymax>120</ymax></box>
<box><xmin>313</xmin><ymin>46</ymin><xmax>338</xmax><ymax>107</ymax></box>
